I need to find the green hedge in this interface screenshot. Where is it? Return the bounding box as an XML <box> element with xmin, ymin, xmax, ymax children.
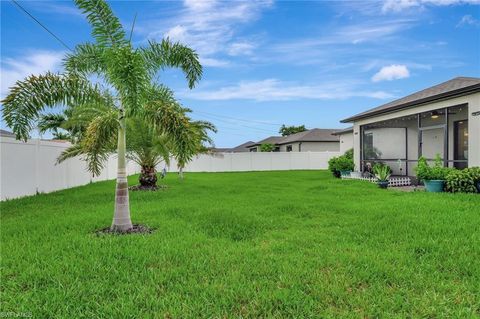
<box><xmin>445</xmin><ymin>167</ymin><xmax>480</xmax><ymax>193</ymax></box>
<box><xmin>328</xmin><ymin>149</ymin><xmax>354</xmax><ymax>178</ymax></box>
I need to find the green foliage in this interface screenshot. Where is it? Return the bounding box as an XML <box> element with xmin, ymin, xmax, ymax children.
<box><xmin>374</xmin><ymin>164</ymin><xmax>391</xmax><ymax>182</ymax></box>
<box><xmin>279</xmin><ymin>124</ymin><xmax>307</xmax><ymax>136</ymax></box>
<box><xmin>74</xmin><ymin>0</ymin><xmax>128</xmax><ymax>47</ymax></box>
<box><xmin>445</xmin><ymin>167</ymin><xmax>480</xmax><ymax>193</ymax></box>
<box><xmin>1</xmin><ymin>73</ymin><xmax>103</xmax><ymax>141</ymax></box>
<box><xmin>260</xmin><ymin>143</ymin><xmax>275</xmax><ymax>152</ymax></box>
<box><xmin>328</xmin><ymin>154</ymin><xmax>354</xmax><ymax>177</ymax></box>
<box><xmin>2</xmin><ymin>171</ymin><xmax>480</xmax><ymax>317</ymax></box>
<box><xmin>343</xmin><ymin>148</ymin><xmax>353</xmax><ymax>160</ymax></box>
<box><xmin>415</xmin><ymin>155</ymin><xmax>451</xmax><ymax>181</ymax></box>
<box><xmin>1</xmin><ymin>0</ymin><xmax>206</xmax><ymax>178</ymax></box>
<box><xmin>142</xmin><ymin>39</ymin><xmax>202</xmax><ymax>89</ymax></box>
<box><xmin>373</xmin><ymin>162</ymin><xmax>391</xmax><ymax>174</ymax></box>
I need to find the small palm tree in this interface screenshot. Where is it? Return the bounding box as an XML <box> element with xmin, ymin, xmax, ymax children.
<box><xmin>175</xmin><ymin>119</ymin><xmax>216</xmax><ymax>179</ymax></box>
<box><xmin>1</xmin><ymin>0</ymin><xmax>202</xmax><ymax>232</ymax></box>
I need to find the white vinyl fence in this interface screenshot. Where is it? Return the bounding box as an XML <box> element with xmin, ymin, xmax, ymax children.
<box><xmin>1</xmin><ymin>136</ymin><xmax>340</xmax><ymax>200</ymax></box>
<box><xmin>167</xmin><ymin>151</ymin><xmax>341</xmax><ymax>173</ymax></box>
<box><xmin>0</xmin><ymin>137</ymin><xmax>140</xmax><ymax>201</ymax></box>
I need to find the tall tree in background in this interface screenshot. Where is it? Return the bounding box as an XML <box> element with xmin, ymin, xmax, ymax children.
<box><xmin>1</xmin><ymin>0</ymin><xmax>202</xmax><ymax>232</ymax></box>
<box><xmin>279</xmin><ymin>124</ymin><xmax>307</xmax><ymax>136</ymax></box>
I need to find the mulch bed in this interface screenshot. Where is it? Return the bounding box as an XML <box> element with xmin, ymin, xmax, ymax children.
<box><xmin>129</xmin><ymin>184</ymin><xmax>167</xmax><ymax>191</ymax></box>
<box><xmin>95</xmin><ymin>224</ymin><xmax>155</xmax><ymax>235</ymax></box>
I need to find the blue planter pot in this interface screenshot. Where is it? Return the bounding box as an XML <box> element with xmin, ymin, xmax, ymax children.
<box><xmin>378</xmin><ymin>181</ymin><xmax>389</xmax><ymax>189</ymax></box>
<box><xmin>424</xmin><ymin>180</ymin><xmax>445</xmax><ymax>192</ymax></box>
<box><xmin>339</xmin><ymin>170</ymin><xmax>352</xmax><ymax>177</ymax></box>
<box><xmin>476</xmin><ymin>181</ymin><xmax>480</xmax><ymax>193</ymax></box>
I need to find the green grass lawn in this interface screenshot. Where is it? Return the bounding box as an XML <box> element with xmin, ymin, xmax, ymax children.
<box><xmin>1</xmin><ymin>170</ymin><xmax>479</xmax><ymax>318</ymax></box>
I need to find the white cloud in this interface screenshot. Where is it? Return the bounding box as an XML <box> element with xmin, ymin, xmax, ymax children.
<box><xmin>372</xmin><ymin>65</ymin><xmax>410</xmax><ymax>82</ymax></box>
<box><xmin>457</xmin><ymin>14</ymin><xmax>480</xmax><ymax>27</ymax></box>
<box><xmin>228</xmin><ymin>42</ymin><xmax>256</xmax><ymax>56</ymax></box>
<box><xmin>199</xmin><ymin>57</ymin><xmax>231</xmax><ymax>67</ymax></box>
<box><xmin>184</xmin><ymin>79</ymin><xmax>393</xmax><ymax>101</ymax></box>
<box><xmin>382</xmin><ymin>0</ymin><xmax>480</xmax><ymax>13</ymax></box>
<box><xmin>382</xmin><ymin>0</ymin><xmax>422</xmax><ymax>12</ymax></box>
<box><xmin>143</xmin><ymin>0</ymin><xmax>272</xmax><ymax>67</ymax></box>
<box><xmin>1</xmin><ymin>51</ymin><xmax>64</xmax><ymax>98</ymax></box>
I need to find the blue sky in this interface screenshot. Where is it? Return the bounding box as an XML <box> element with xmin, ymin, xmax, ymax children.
<box><xmin>1</xmin><ymin>0</ymin><xmax>479</xmax><ymax>147</ymax></box>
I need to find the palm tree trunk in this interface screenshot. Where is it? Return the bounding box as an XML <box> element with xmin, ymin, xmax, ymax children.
<box><xmin>111</xmin><ymin>115</ymin><xmax>133</xmax><ymax>231</ymax></box>
<box><xmin>139</xmin><ymin>165</ymin><xmax>157</xmax><ymax>187</ymax></box>
<box><xmin>178</xmin><ymin>165</ymin><xmax>184</xmax><ymax>179</ymax></box>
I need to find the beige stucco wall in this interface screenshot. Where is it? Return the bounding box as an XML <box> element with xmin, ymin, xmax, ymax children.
<box><xmin>351</xmin><ymin>92</ymin><xmax>480</xmax><ymax>171</ymax></box>
<box><xmin>339</xmin><ymin>132</ymin><xmax>353</xmax><ymax>154</ymax></box>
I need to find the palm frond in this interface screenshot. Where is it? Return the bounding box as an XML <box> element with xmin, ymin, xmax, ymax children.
<box><xmin>74</xmin><ymin>0</ymin><xmax>127</xmax><ymax>47</ymax></box>
<box><xmin>104</xmin><ymin>47</ymin><xmax>149</xmax><ymax>115</ymax></box>
<box><xmin>141</xmin><ymin>39</ymin><xmax>202</xmax><ymax>89</ymax></box>
<box><xmin>38</xmin><ymin>113</ymin><xmax>67</xmax><ymax>134</ymax></box>
<box><xmin>64</xmin><ymin>43</ymin><xmax>106</xmax><ymax>75</ymax></box>
<box><xmin>1</xmin><ymin>72</ymin><xmax>104</xmax><ymax>141</ymax></box>
<box><xmin>57</xmin><ymin>144</ymin><xmax>85</xmax><ymax>163</ymax></box>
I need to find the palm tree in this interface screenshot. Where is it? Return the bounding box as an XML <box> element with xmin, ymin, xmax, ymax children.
<box><xmin>175</xmin><ymin>119</ymin><xmax>216</xmax><ymax>179</ymax></box>
<box><xmin>49</xmin><ymin>103</ymin><xmax>216</xmax><ymax>189</ymax></box>
<box><xmin>1</xmin><ymin>0</ymin><xmax>202</xmax><ymax>232</ymax></box>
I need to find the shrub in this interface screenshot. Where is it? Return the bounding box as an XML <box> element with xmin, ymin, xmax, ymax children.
<box><xmin>415</xmin><ymin>155</ymin><xmax>451</xmax><ymax>181</ymax></box>
<box><xmin>260</xmin><ymin>143</ymin><xmax>275</xmax><ymax>152</ymax></box>
<box><xmin>344</xmin><ymin>148</ymin><xmax>353</xmax><ymax>160</ymax></box>
<box><xmin>445</xmin><ymin>167</ymin><xmax>480</xmax><ymax>193</ymax></box>
<box><xmin>374</xmin><ymin>164</ymin><xmax>391</xmax><ymax>182</ymax></box>
<box><xmin>373</xmin><ymin>162</ymin><xmax>391</xmax><ymax>174</ymax></box>
<box><xmin>328</xmin><ymin>154</ymin><xmax>354</xmax><ymax>178</ymax></box>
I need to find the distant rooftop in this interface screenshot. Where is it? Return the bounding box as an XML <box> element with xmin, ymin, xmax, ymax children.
<box><xmin>229</xmin><ymin>141</ymin><xmax>255</xmax><ymax>152</ymax></box>
<box><xmin>248</xmin><ymin>128</ymin><xmax>341</xmax><ymax>147</ymax></box>
<box><xmin>0</xmin><ymin>129</ymin><xmax>15</xmax><ymax>137</ymax></box>
<box><xmin>277</xmin><ymin>128</ymin><xmax>340</xmax><ymax>145</ymax></box>
<box><xmin>342</xmin><ymin>77</ymin><xmax>480</xmax><ymax>123</ymax></box>
<box><xmin>331</xmin><ymin>126</ymin><xmax>353</xmax><ymax>135</ymax></box>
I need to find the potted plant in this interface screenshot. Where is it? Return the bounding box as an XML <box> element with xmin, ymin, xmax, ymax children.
<box><xmin>373</xmin><ymin>164</ymin><xmax>391</xmax><ymax>189</ymax></box>
<box><xmin>415</xmin><ymin>155</ymin><xmax>450</xmax><ymax>192</ymax></box>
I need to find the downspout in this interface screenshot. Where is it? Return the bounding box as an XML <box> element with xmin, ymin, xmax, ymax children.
<box><xmin>299</xmin><ymin>142</ymin><xmax>302</xmax><ymax>152</ymax></box>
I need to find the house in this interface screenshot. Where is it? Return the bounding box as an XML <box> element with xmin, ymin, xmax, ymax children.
<box><xmin>0</xmin><ymin>129</ymin><xmax>15</xmax><ymax>138</ymax></box>
<box><xmin>209</xmin><ymin>141</ymin><xmax>255</xmax><ymax>153</ymax></box>
<box><xmin>228</xmin><ymin>141</ymin><xmax>255</xmax><ymax>152</ymax></box>
<box><xmin>331</xmin><ymin>127</ymin><xmax>353</xmax><ymax>154</ymax></box>
<box><xmin>246</xmin><ymin>128</ymin><xmax>341</xmax><ymax>152</ymax></box>
<box><xmin>247</xmin><ymin>136</ymin><xmax>284</xmax><ymax>152</ymax></box>
<box><xmin>341</xmin><ymin>77</ymin><xmax>480</xmax><ymax>176</ymax></box>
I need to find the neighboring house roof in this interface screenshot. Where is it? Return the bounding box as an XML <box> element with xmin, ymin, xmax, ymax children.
<box><xmin>0</xmin><ymin>129</ymin><xmax>15</xmax><ymax>137</ymax></box>
<box><xmin>229</xmin><ymin>141</ymin><xmax>255</xmax><ymax>152</ymax></box>
<box><xmin>210</xmin><ymin>147</ymin><xmax>231</xmax><ymax>153</ymax></box>
<box><xmin>331</xmin><ymin>126</ymin><xmax>353</xmax><ymax>135</ymax></box>
<box><xmin>248</xmin><ymin>129</ymin><xmax>341</xmax><ymax>147</ymax></box>
<box><xmin>277</xmin><ymin>128</ymin><xmax>340</xmax><ymax>144</ymax></box>
<box><xmin>249</xmin><ymin>136</ymin><xmax>285</xmax><ymax>147</ymax></box>
<box><xmin>341</xmin><ymin>76</ymin><xmax>480</xmax><ymax>123</ymax></box>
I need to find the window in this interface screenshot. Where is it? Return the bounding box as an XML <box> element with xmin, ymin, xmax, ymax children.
<box><xmin>250</xmin><ymin>147</ymin><xmax>257</xmax><ymax>152</ymax></box>
<box><xmin>286</xmin><ymin>145</ymin><xmax>293</xmax><ymax>152</ymax></box>
<box><xmin>454</xmin><ymin>120</ymin><xmax>468</xmax><ymax>169</ymax></box>
<box><xmin>363</xmin><ymin>132</ymin><xmax>375</xmax><ymax>159</ymax></box>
